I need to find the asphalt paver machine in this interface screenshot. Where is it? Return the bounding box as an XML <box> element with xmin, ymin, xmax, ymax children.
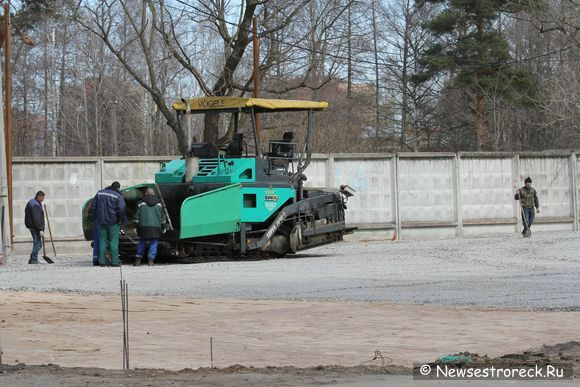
<box><xmin>83</xmin><ymin>97</ymin><xmax>355</xmax><ymax>261</ymax></box>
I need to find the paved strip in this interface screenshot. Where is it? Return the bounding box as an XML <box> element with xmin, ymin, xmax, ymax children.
<box><xmin>1</xmin><ymin>231</ymin><xmax>579</xmax><ymax>308</ymax></box>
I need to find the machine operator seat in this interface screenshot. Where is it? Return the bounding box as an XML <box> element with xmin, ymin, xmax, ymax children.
<box><xmin>266</xmin><ymin>131</ymin><xmax>295</xmax><ymax>174</ymax></box>
<box><xmin>270</xmin><ymin>131</ymin><xmax>295</xmax><ymax>157</ymax></box>
<box><xmin>225</xmin><ymin>133</ymin><xmax>246</xmax><ymax>157</ymax></box>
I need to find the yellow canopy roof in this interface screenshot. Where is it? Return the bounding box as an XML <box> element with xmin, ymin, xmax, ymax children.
<box><xmin>172</xmin><ymin>97</ymin><xmax>328</xmax><ymax>113</ymax></box>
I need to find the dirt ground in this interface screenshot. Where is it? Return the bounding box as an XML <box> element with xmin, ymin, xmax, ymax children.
<box><xmin>0</xmin><ymin>291</ymin><xmax>579</xmax><ymax>385</ymax></box>
<box><xmin>1</xmin><ymin>344</ymin><xmax>579</xmax><ymax>386</ymax></box>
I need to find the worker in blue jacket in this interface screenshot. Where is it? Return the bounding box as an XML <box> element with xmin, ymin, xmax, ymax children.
<box><xmin>92</xmin><ymin>182</ymin><xmax>127</xmax><ymax>266</ymax></box>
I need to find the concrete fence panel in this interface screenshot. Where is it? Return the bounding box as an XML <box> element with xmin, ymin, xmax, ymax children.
<box><xmin>302</xmin><ymin>159</ymin><xmax>327</xmax><ymax>188</ymax></box>
<box><xmin>395</xmin><ymin>156</ymin><xmax>457</xmax><ymax>238</ymax></box>
<box><xmin>13</xmin><ymin>160</ymin><xmax>100</xmax><ymax>239</ymax></box>
<box><xmin>461</xmin><ymin>157</ymin><xmax>514</xmax><ymax>221</ymax></box>
<box><xmin>333</xmin><ymin>156</ymin><xmax>395</xmax><ymax>227</ymax></box>
<box><xmin>102</xmin><ymin>158</ymin><xmax>163</xmax><ymax>188</ymax></box>
<box><xmin>519</xmin><ymin>156</ymin><xmax>574</xmax><ymax>232</ymax></box>
<box><xmin>459</xmin><ymin>156</ymin><xmax>516</xmax><ymax>236</ymax></box>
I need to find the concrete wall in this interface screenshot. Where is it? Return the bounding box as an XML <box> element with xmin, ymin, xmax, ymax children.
<box><xmin>11</xmin><ymin>152</ymin><xmax>580</xmax><ymax>249</ymax></box>
<box><xmin>13</xmin><ymin>157</ymin><xmax>162</xmax><ymax>249</ymax></box>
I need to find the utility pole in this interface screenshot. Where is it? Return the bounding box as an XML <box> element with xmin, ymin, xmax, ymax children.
<box><xmin>2</xmin><ymin>3</ymin><xmax>12</xmax><ymax>251</ymax></box>
<box><xmin>0</xmin><ymin>52</ymin><xmax>7</xmax><ymax>263</ymax></box>
<box><xmin>252</xmin><ymin>16</ymin><xmax>261</xmax><ymax>149</ymax></box>
<box><xmin>0</xmin><ymin>3</ymin><xmax>12</xmax><ymax>261</ymax></box>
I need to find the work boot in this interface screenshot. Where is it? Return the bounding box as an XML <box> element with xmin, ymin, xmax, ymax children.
<box><xmin>133</xmin><ymin>256</ymin><xmax>142</xmax><ymax>267</ymax></box>
<box><xmin>148</xmin><ymin>259</ymin><xmax>154</xmax><ymax>267</ymax></box>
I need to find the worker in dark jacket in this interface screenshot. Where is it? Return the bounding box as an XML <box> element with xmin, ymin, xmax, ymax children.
<box><xmin>515</xmin><ymin>176</ymin><xmax>540</xmax><ymax>236</ymax></box>
<box><xmin>93</xmin><ymin>181</ymin><xmax>127</xmax><ymax>266</ymax></box>
<box><xmin>24</xmin><ymin>191</ymin><xmax>46</xmax><ymax>264</ymax></box>
<box><xmin>134</xmin><ymin>188</ymin><xmax>166</xmax><ymax>266</ymax></box>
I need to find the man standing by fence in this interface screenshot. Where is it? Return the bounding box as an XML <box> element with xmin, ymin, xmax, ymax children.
<box><xmin>93</xmin><ymin>182</ymin><xmax>126</xmax><ymax>267</ymax></box>
<box><xmin>515</xmin><ymin>177</ymin><xmax>540</xmax><ymax>237</ymax></box>
<box><xmin>24</xmin><ymin>191</ymin><xmax>45</xmax><ymax>264</ymax></box>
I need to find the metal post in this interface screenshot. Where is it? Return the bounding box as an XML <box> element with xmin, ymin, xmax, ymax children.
<box><xmin>125</xmin><ymin>281</ymin><xmax>129</xmax><ymax>369</ymax></box>
<box><xmin>121</xmin><ymin>278</ymin><xmax>126</xmax><ymax>369</ymax></box>
<box><xmin>120</xmin><ymin>278</ymin><xmax>129</xmax><ymax>369</ymax></box>
<box><xmin>210</xmin><ymin>337</ymin><xmax>214</xmax><ymax>368</ymax></box>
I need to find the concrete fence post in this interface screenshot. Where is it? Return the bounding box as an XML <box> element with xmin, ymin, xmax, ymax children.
<box><xmin>570</xmin><ymin>153</ymin><xmax>578</xmax><ymax>231</ymax></box>
<box><xmin>98</xmin><ymin>157</ymin><xmax>104</xmax><ymax>190</ymax></box>
<box><xmin>325</xmin><ymin>154</ymin><xmax>335</xmax><ymax>188</ymax></box>
<box><xmin>454</xmin><ymin>154</ymin><xmax>463</xmax><ymax>236</ymax></box>
<box><xmin>512</xmin><ymin>154</ymin><xmax>520</xmax><ymax>233</ymax></box>
<box><xmin>393</xmin><ymin>155</ymin><xmax>401</xmax><ymax>240</ymax></box>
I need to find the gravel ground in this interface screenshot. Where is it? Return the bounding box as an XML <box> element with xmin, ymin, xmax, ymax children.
<box><xmin>1</xmin><ymin>231</ymin><xmax>579</xmax><ymax>309</ymax></box>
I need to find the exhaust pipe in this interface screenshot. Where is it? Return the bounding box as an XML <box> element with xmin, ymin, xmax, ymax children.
<box><xmin>185</xmin><ymin>157</ymin><xmax>199</xmax><ymax>182</ymax></box>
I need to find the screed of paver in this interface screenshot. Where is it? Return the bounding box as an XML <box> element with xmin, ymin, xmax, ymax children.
<box><xmin>0</xmin><ymin>291</ymin><xmax>578</xmax><ymax>370</ymax></box>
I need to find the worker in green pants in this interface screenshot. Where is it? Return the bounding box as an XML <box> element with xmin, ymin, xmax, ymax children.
<box><xmin>92</xmin><ymin>181</ymin><xmax>127</xmax><ymax>266</ymax></box>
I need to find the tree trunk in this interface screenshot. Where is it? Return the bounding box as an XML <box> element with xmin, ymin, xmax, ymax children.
<box><xmin>94</xmin><ymin>81</ymin><xmax>101</xmax><ymax>156</ymax></box>
<box><xmin>57</xmin><ymin>24</ymin><xmax>68</xmax><ymax>157</ymax></box>
<box><xmin>475</xmin><ymin>18</ymin><xmax>485</xmax><ymax>151</ymax></box>
<box><xmin>43</xmin><ymin>21</ymin><xmax>49</xmax><ymax>156</ymax></box>
<box><xmin>371</xmin><ymin>0</ymin><xmax>380</xmax><ymax>139</ymax></box>
<box><xmin>83</xmin><ymin>83</ymin><xmax>90</xmax><ymax>155</ymax></box>
<box><xmin>400</xmin><ymin>0</ymin><xmax>411</xmax><ymax>150</ymax></box>
<box><xmin>347</xmin><ymin>1</ymin><xmax>352</xmax><ymax>99</ymax></box>
<box><xmin>203</xmin><ymin>0</ymin><xmax>258</xmax><ymax>144</ymax></box>
<box><xmin>22</xmin><ymin>51</ymin><xmax>29</xmax><ymax>155</ymax></box>
<box><xmin>203</xmin><ymin>112</ymin><xmax>220</xmax><ymax>145</ymax></box>
<box><xmin>50</xmin><ymin>27</ymin><xmax>58</xmax><ymax>156</ymax></box>
<box><xmin>475</xmin><ymin>93</ymin><xmax>485</xmax><ymax>150</ymax></box>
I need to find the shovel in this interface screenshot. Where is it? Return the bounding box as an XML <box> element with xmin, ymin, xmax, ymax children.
<box><xmin>44</xmin><ymin>204</ymin><xmax>57</xmax><ymax>257</ymax></box>
<box><xmin>41</xmin><ymin>235</ymin><xmax>55</xmax><ymax>263</ymax></box>
<box><xmin>120</xmin><ymin>228</ymin><xmax>138</xmax><ymax>245</ymax></box>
